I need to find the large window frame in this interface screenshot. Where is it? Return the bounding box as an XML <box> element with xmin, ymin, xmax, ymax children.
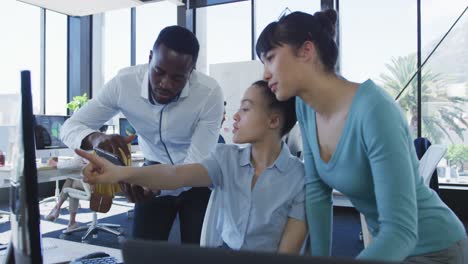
<box><xmin>15</xmin><ymin>0</ymin><xmax>466</xmax><ymax>190</ymax></box>
<box><xmin>188</xmin><ymin>0</ymin><xmax>467</xmax><ymax>190</ymax></box>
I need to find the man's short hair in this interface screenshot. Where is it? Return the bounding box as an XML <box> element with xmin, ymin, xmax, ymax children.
<box><xmin>153</xmin><ymin>26</ymin><xmax>200</xmax><ymax>66</ymax></box>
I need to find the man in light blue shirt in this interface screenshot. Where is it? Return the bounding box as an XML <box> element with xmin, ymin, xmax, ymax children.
<box><xmin>61</xmin><ymin>26</ymin><xmax>224</xmax><ymax>244</ymax></box>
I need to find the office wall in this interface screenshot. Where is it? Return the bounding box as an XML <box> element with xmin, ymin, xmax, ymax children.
<box><xmin>209</xmin><ymin>60</ymin><xmax>264</xmax><ymax>144</ymax></box>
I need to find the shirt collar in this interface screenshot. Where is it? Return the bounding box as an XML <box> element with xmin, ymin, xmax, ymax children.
<box><xmin>140</xmin><ymin>69</ymin><xmax>192</xmax><ymax>102</ymax></box>
<box><xmin>239</xmin><ymin>142</ymin><xmax>291</xmax><ymax>173</ymax></box>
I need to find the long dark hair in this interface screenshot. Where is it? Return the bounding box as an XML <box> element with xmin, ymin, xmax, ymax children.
<box><xmin>256</xmin><ymin>9</ymin><xmax>338</xmax><ymax>73</ymax></box>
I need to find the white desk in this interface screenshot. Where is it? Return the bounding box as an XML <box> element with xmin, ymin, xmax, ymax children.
<box><xmin>0</xmin><ymin>167</ymin><xmax>12</xmax><ymax>188</ymax></box>
<box><xmin>43</xmin><ymin>237</ymin><xmax>122</xmax><ymax>263</ymax></box>
<box><xmin>332</xmin><ymin>190</ymin><xmax>353</xmax><ymax>207</ymax></box>
<box><xmin>0</xmin><ymin>237</ymin><xmax>122</xmax><ymax>263</ymax></box>
<box><xmin>0</xmin><ymin>166</ymin><xmax>81</xmax><ymax>187</ymax></box>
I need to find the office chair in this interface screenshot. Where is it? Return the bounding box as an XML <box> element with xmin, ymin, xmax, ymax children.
<box><xmin>200</xmin><ymin>188</ymin><xmax>223</xmax><ymax>247</ymax></box>
<box><xmin>285</xmin><ymin>123</ymin><xmax>303</xmax><ymax>159</ymax></box>
<box><xmin>60</xmin><ymin>179</ymin><xmax>123</xmax><ymax>242</ymax></box>
<box><xmin>418</xmin><ymin>144</ymin><xmax>447</xmax><ymax>186</ymax></box>
<box><xmin>361</xmin><ymin>144</ymin><xmax>447</xmax><ymax>248</ymax></box>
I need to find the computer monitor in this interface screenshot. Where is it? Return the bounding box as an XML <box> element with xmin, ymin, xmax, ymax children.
<box><xmin>122</xmin><ymin>239</ymin><xmax>394</xmax><ymax>264</ymax></box>
<box><xmin>7</xmin><ymin>70</ymin><xmax>43</xmax><ymax>263</ymax></box>
<box><xmin>119</xmin><ymin>118</ymin><xmax>139</xmax><ymax>152</ymax></box>
<box><xmin>34</xmin><ymin>115</ymin><xmax>73</xmax><ymax>159</ymax></box>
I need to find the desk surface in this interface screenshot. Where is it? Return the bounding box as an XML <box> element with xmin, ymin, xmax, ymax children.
<box><xmin>42</xmin><ymin>237</ymin><xmax>123</xmax><ymax>263</ymax></box>
<box><xmin>0</xmin><ymin>237</ymin><xmax>122</xmax><ymax>263</ymax></box>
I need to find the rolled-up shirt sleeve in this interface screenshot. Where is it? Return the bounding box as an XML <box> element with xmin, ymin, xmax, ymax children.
<box><xmin>200</xmin><ymin>145</ymin><xmax>225</xmax><ymax>188</ymax></box>
<box><xmin>60</xmin><ymin>77</ymin><xmax>121</xmax><ymax>150</ymax></box>
<box><xmin>183</xmin><ymin>83</ymin><xmax>224</xmax><ymax>164</ymax></box>
<box><xmin>288</xmin><ymin>175</ymin><xmax>306</xmax><ymax>221</ymax></box>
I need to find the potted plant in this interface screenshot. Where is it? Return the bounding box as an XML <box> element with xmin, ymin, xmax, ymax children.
<box><xmin>66</xmin><ymin>93</ymin><xmax>110</xmax><ymax>133</ymax></box>
<box><xmin>66</xmin><ymin>93</ymin><xmax>89</xmax><ymax>113</ymax></box>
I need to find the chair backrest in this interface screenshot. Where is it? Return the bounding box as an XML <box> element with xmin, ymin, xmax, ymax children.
<box><xmin>419</xmin><ymin>144</ymin><xmax>447</xmax><ymax>186</ymax></box>
<box><xmin>285</xmin><ymin>123</ymin><xmax>303</xmax><ymax>159</ymax></box>
<box><xmin>63</xmin><ymin>179</ymin><xmax>91</xmax><ymax>201</ymax></box>
<box><xmin>200</xmin><ymin>188</ymin><xmax>223</xmax><ymax>247</ymax></box>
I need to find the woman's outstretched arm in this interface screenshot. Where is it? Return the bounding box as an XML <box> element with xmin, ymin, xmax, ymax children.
<box><xmin>75</xmin><ymin>149</ymin><xmax>212</xmax><ymax>191</ymax></box>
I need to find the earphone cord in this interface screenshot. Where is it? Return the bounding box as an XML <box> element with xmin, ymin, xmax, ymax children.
<box><xmin>159</xmin><ymin>104</ymin><xmax>174</xmax><ymax>165</ymax></box>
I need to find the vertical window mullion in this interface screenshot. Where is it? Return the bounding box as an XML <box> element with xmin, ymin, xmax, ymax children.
<box><xmin>40</xmin><ymin>8</ymin><xmax>46</xmax><ymax>114</ymax></box>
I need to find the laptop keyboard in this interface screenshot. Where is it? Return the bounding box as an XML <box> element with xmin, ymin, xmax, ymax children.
<box><xmin>72</xmin><ymin>256</ymin><xmax>121</xmax><ymax>264</ymax></box>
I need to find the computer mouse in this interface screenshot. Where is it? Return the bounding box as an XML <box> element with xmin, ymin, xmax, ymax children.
<box><xmin>75</xmin><ymin>251</ymin><xmax>110</xmax><ymax>260</ymax></box>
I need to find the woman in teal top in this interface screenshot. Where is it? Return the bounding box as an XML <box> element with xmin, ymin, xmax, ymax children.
<box><xmin>255</xmin><ymin>9</ymin><xmax>467</xmax><ymax>263</ymax></box>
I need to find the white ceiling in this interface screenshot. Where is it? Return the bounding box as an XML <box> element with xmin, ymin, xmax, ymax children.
<box><xmin>17</xmin><ymin>0</ymin><xmax>184</xmax><ymax>17</ymax></box>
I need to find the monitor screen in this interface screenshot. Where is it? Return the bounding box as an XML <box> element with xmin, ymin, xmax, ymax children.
<box><xmin>34</xmin><ymin>115</ymin><xmax>69</xmax><ymax>150</ymax></box>
<box><xmin>119</xmin><ymin>118</ymin><xmax>138</xmax><ymax>145</ymax></box>
<box><xmin>7</xmin><ymin>70</ymin><xmax>43</xmax><ymax>263</ymax></box>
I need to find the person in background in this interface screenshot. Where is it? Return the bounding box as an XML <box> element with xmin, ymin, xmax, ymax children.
<box><xmin>255</xmin><ymin>9</ymin><xmax>467</xmax><ymax>263</ymax></box>
<box><xmin>44</xmin><ymin>157</ymin><xmax>88</xmax><ymax>232</ymax></box>
<box><xmin>76</xmin><ymin>80</ymin><xmax>307</xmax><ymax>254</ymax></box>
<box><xmin>60</xmin><ymin>25</ymin><xmax>224</xmax><ymax>244</ymax></box>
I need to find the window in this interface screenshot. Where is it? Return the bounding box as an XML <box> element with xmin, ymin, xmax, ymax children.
<box><xmin>45</xmin><ymin>10</ymin><xmax>68</xmax><ymax>115</ymax></box>
<box><xmin>340</xmin><ymin>0</ymin><xmax>417</xmax><ymax>136</ymax></box>
<box><xmin>254</xmin><ymin>0</ymin><xmax>320</xmax><ymax>58</ymax></box>
<box><xmin>196</xmin><ymin>1</ymin><xmax>252</xmax><ymax>74</ymax></box>
<box><xmin>421</xmin><ymin>0</ymin><xmax>468</xmax><ymax>185</ymax></box>
<box><xmin>0</xmin><ymin>1</ymin><xmax>41</xmax><ymax>116</ymax></box>
<box><xmin>135</xmin><ymin>1</ymin><xmax>177</xmax><ymax>64</ymax></box>
<box><xmin>103</xmin><ymin>9</ymin><xmax>131</xmax><ymax>84</ymax></box>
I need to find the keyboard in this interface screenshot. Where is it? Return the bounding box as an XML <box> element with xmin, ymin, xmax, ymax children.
<box><xmin>131</xmin><ymin>152</ymin><xmax>144</xmax><ymax>161</ymax></box>
<box><xmin>72</xmin><ymin>256</ymin><xmax>121</xmax><ymax>264</ymax></box>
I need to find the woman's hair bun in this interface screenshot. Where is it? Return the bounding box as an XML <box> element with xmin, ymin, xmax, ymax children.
<box><xmin>314</xmin><ymin>9</ymin><xmax>337</xmax><ymax>37</ymax></box>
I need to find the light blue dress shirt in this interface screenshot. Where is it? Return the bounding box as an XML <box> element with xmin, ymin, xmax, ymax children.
<box><xmin>200</xmin><ymin>143</ymin><xmax>306</xmax><ymax>252</ymax></box>
<box><xmin>61</xmin><ymin>64</ymin><xmax>224</xmax><ymax>196</ymax></box>
<box><xmin>296</xmin><ymin>79</ymin><xmax>466</xmax><ymax>262</ymax></box>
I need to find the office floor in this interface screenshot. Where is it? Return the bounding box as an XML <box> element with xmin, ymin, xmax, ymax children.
<box><xmin>0</xmin><ymin>201</ymin><xmax>468</xmax><ymax>257</ymax></box>
<box><xmin>2</xmin><ymin>199</ymin><xmax>466</xmax><ymax>258</ymax></box>
<box><xmin>0</xmin><ymin>205</ymin><xmax>365</xmax><ymax>258</ymax></box>
<box><xmin>0</xmin><ymin>197</ymin><xmax>369</xmax><ymax>258</ymax></box>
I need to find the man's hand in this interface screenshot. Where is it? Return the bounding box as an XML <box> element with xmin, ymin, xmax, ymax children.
<box><xmin>81</xmin><ymin>133</ymin><xmax>159</xmax><ymax>203</ymax></box>
<box><xmin>119</xmin><ymin>182</ymin><xmax>159</xmax><ymax>203</ymax></box>
<box><xmin>83</xmin><ymin>132</ymin><xmax>135</xmax><ymax>161</ymax></box>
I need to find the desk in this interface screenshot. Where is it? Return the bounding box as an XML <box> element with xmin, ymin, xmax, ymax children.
<box><xmin>0</xmin><ymin>166</ymin><xmax>82</xmax><ymax>207</ymax></box>
<box><xmin>0</xmin><ymin>237</ymin><xmax>122</xmax><ymax>263</ymax></box>
<box><xmin>332</xmin><ymin>190</ymin><xmax>353</xmax><ymax>208</ymax></box>
<box><xmin>0</xmin><ymin>167</ymin><xmax>12</xmax><ymax>188</ymax></box>
<box><xmin>0</xmin><ymin>166</ymin><xmax>81</xmax><ymax>187</ymax></box>
<box><xmin>0</xmin><ymin>151</ymin><xmax>145</xmax><ymax>187</ymax></box>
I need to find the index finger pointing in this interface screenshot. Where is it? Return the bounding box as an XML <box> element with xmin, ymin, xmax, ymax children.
<box><xmin>75</xmin><ymin>149</ymin><xmax>106</xmax><ymax>167</ymax></box>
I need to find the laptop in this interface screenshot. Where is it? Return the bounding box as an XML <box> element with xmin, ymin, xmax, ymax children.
<box><xmin>121</xmin><ymin>239</ymin><xmax>395</xmax><ymax>264</ymax></box>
